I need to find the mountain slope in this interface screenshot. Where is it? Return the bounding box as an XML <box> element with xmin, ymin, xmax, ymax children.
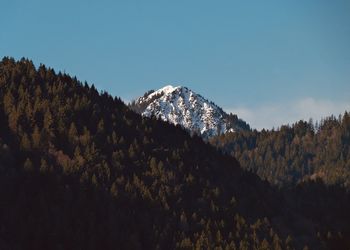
<box><xmin>210</xmin><ymin>117</ymin><xmax>350</xmax><ymax>188</ymax></box>
<box><xmin>0</xmin><ymin>58</ymin><xmax>349</xmax><ymax>249</ymax></box>
<box><xmin>130</xmin><ymin>85</ymin><xmax>250</xmax><ymax>137</ymax></box>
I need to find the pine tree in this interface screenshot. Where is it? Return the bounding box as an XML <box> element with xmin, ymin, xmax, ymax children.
<box><xmin>68</xmin><ymin>122</ymin><xmax>78</xmax><ymax>145</ymax></box>
<box><xmin>23</xmin><ymin>158</ymin><xmax>33</xmax><ymax>171</ymax></box>
<box><xmin>32</xmin><ymin>125</ymin><xmax>41</xmax><ymax>149</ymax></box>
<box><xmin>40</xmin><ymin>158</ymin><xmax>48</xmax><ymax>173</ymax></box>
<box><xmin>21</xmin><ymin>133</ymin><xmax>31</xmax><ymax>151</ymax></box>
<box><xmin>43</xmin><ymin>109</ymin><xmax>54</xmax><ymax>136</ymax></box>
<box><xmin>110</xmin><ymin>182</ymin><xmax>118</xmax><ymax>197</ymax></box>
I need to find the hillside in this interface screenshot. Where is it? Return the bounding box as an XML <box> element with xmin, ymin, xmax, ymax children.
<box><xmin>0</xmin><ymin>57</ymin><xmax>349</xmax><ymax>249</ymax></box>
<box><xmin>129</xmin><ymin>85</ymin><xmax>250</xmax><ymax>138</ymax></box>
<box><xmin>210</xmin><ymin>117</ymin><xmax>350</xmax><ymax>188</ymax></box>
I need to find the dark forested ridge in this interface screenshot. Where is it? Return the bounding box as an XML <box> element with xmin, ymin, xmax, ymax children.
<box><xmin>210</xmin><ymin>116</ymin><xmax>350</xmax><ymax>188</ymax></box>
<box><xmin>0</xmin><ymin>57</ymin><xmax>349</xmax><ymax>250</ymax></box>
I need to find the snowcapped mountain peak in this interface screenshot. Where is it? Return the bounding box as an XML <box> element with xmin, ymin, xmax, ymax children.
<box><xmin>144</xmin><ymin>85</ymin><xmax>178</xmax><ymax>100</ymax></box>
<box><xmin>130</xmin><ymin>85</ymin><xmax>250</xmax><ymax>138</ymax></box>
<box><xmin>137</xmin><ymin>84</ymin><xmax>180</xmax><ymax>104</ymax></box>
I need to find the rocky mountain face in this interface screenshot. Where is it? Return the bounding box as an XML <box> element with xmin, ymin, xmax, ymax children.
<box><xmin>130</xmin><ymin>85</ymin><xmax>250</xmax><ymax>138</ymax></box>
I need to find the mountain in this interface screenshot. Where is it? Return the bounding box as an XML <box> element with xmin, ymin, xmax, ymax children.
<box><xmin>1</xmin><ymin>58</ymin><xmax>350</xmax><ymax>249</ymax></box>
<box><xmin>130</xmin><ymin>85</ymin><xmax>250</xmax><ymax>138</ymax></box>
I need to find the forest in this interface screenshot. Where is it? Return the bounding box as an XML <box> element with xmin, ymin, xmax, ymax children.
<box><xmin>0</xmin><ymin>57</ymin><xmax>349</xmax><ymax>250</ymax></box>
<box><xmin>210</xmin><ymin>114</ymin><xmax>350</xmax><ymax>188</ymax></box>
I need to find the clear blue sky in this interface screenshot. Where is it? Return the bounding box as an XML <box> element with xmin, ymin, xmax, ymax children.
<box><xmin>1</xmin><ymin>0</ymin><xmax>349</xmax><ymax>129</ymax></box>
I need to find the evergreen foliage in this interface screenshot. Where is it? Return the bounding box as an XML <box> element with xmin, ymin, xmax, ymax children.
<box><xmin>0</xmin><ymin>57</ymin><xmax>349</xmax><ymax>249</ymax></box>
<box><xmin>211</xmin><ymin>116</ymin><xmax>350</xmax><ymax>187</ymax></box>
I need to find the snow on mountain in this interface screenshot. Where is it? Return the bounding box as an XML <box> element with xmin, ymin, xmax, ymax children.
<box><xmin>130</xmin><ymin>85</ymin><xmax>250</xmax><ymax>138</ymax></box>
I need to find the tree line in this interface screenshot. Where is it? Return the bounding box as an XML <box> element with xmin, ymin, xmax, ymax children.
<box><xmin>210</xmin><ymin>114</ymin><xmax>350</xmax><ymax>188</ymax></box>
<box><xmin>0</xmin><ymin>57</ymin><xmax>349</xmax><ymax>249</ymax></box>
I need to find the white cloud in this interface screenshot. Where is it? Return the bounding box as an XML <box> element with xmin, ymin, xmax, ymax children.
<box><xmin>227</xmin><ymin>97</ymin><xmax>350</xmax><ymax>130</ymax></box>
